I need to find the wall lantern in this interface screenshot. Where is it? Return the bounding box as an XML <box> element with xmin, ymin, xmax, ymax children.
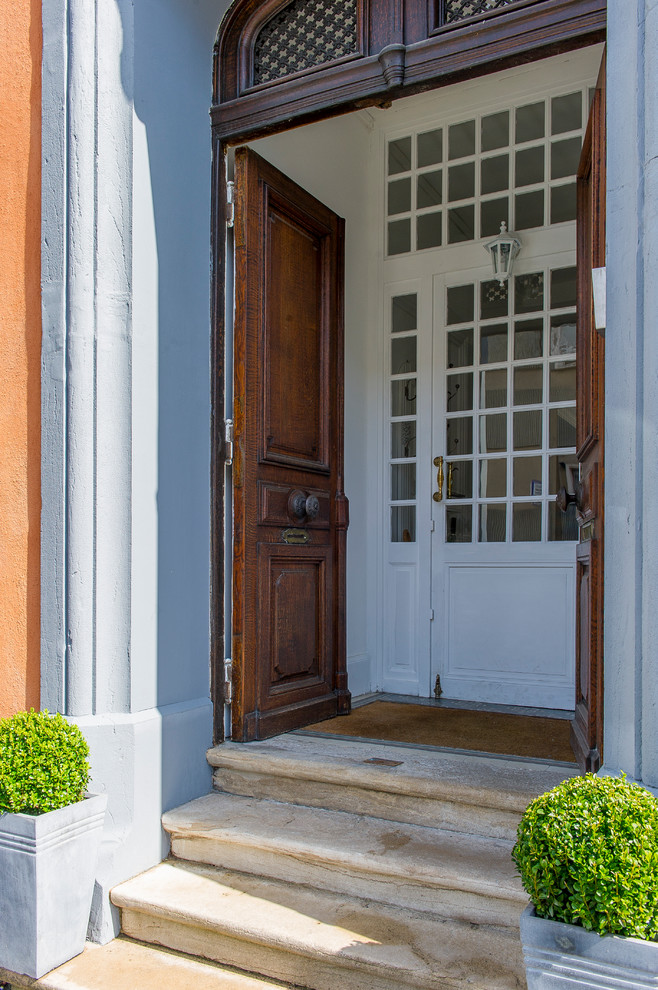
<box><xmin>484</xmin><ymin>222</ymin><xmax>522</xmax><ymax>285</ymax></box>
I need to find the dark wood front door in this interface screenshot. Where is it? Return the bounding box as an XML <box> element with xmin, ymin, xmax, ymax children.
<box><xmin>570</xmin><ymin>58</ymin><xmax>605</xmax><ymax>771</ymax></box>
<box><xmin>231</xmin><ymin>148</ymin><xmax>350</xmax><ymax>742</ymax></box>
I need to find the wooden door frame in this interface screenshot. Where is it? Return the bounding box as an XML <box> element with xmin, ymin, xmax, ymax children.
<box><xmin>210</xmin><ymin>0</ymin><xmax>606</xmax><ymax>744</ymax></box>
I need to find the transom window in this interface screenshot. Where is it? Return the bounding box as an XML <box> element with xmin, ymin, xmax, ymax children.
<box><xmin>386</xmin><ymin>89</ymin><xmax>587</xmax><ymax>256</ymax></box>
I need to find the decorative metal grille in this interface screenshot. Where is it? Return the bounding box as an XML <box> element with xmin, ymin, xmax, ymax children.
<box><xmin>253</xmin><ymin>0</ymin><xmax>358</xmax><ymax>86</ymax></box>
<box><xmin>446</xmin><ymin>0</ymin><xmax>517</xmax><ymax>23</ymax></box>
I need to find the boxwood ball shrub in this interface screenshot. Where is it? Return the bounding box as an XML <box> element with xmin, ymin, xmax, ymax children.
<box><xmin>0</xmin><ymin>709</ymin><xmax>90</xmax><ymax>815</ymax></box>
<box><xmin>512</xmin><ymin>774</ymin><xmax>658</xmax><ymax>940</ymax></box>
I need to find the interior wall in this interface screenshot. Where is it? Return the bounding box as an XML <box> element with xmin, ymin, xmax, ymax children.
<box><xmin>249</xmin><ymin>113</ymin><xmax>379</xmax><ymax>697</ymax></box>
<box><xmin>0</xmin><ymin>0</ymin><xmax>41</xmax><ymax>717</ymax></box>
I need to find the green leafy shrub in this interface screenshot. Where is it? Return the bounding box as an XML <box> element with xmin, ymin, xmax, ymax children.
<box><xmin>0</xmin><ymin>710</ymin><xmax>90</xmax><ymax>815</ymax></box>
<box><xmin>512</xmin><ymin>774</ymin><xmax>658</xmax><ymax>940</ymax></box>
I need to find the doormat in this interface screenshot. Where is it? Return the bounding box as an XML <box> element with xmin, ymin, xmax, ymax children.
<box><xmin>305</xmin><ymin>701</ymin><xmax>576</xmax><ymax>763</ymax></box>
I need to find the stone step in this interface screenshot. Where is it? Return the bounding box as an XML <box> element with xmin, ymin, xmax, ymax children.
<box><xmin>0</xmin><ymin>935</ymin><xmax>297</xmax><ymax>989</ymax></box>
<box><xmin>161</xmin><ymin>792</ymin><xmax>526</xmax><ymax>928</ymax></box>
<box><xmin>111</xmin><ymin>859</ymin><xmax>525</xmax><ymax>990</ymax></box>
<box><xmin>207</xmin><ymin>734</ymin><xmax>576</xmax><ymax>841</ymax></box>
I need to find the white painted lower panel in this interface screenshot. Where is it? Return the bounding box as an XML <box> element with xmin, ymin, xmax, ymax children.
<box><xmin>383</xmin><ymin>561</ymin><xmax>421</xmax><ymax>695</ymax></box>
<box><xmin>440</xmin><ymin>564</ymin><xmax>575</xmax><ymax>709</ymax></box>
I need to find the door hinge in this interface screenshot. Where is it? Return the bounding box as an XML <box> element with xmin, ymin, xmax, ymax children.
<box><xmin>224</xmin><ymin>418</ymin><xmax>234</xmax><ymax>466</ymax></box>
<box><xmin>429</xmin><ymin>608</ymin><xmax>435</xmax><ymax>621</ymax></box>
<box><xmin>434</xmin><ymin>674</ymin><xmax>443</xmax><ymax>699</ymax></box>
<box><xmin>224</xmin><ymin>658</ymin><xmax>233</xmax><ymax>704</ymax></box>
<box><xmin>226</xmin><ymin>180</ymin><xmax>235</xmax><ymax>228</ymax></box>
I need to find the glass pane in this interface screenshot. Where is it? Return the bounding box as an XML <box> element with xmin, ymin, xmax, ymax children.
<box><xmin>551</xmin><ymin>184</ymin><xmax>577</xmax><ymax>224</ymax></box>
<box><xmin>448</xmin><ymin>120</ymin><xmax>475</xmax><ymax>160</ymax></box>
<box><xmin>551</xmin><ymin>267</ymin><xmax>577</xmax><ymax>309</ymax></box>
<box><xmin>448</xmin><ymin>459</ymin><xmax>473</xmax><ymax>499</ymax></box>
<box><xmin>550</xmin><ymin>361</ymin><xmax>576</xmax><ymax>402</ymax></box>
<box><xmin>388</xmin><ymin>137</ymin><xmax>411</xmax><ymax>175</ymax></box>
<box><xmin>448</xmin><ymin>205</ymin><xmax>475</xmax><ymax>243</ymax></box>
<box><xmin>514</xmin><ymin>455</ymin><xmax>542</xmax><ymax>497</ymax></box>
<box><xmin>391</xmin><ymin>378</ymin><xmax>417</xmax><ymax>416</ymax></box>
<box><xmin>447</xmin><ymin>284</ymin><xmax>474</xmax><ymax>325</ymax></box>
<box><xmin>447</xmin><ymin>328</ymin><xmax>474</xmax><ymax>369</ymax></box>
<box><xmin>515</xmin><ymin>272</ymin><xmax>544</xmax><ymax>315</ymax></box>
<box><xmin>392</xmin><ymin>335</ymin><xmax>417</xmax><ymax>374</ymax></box>
<box><xmin>551</xmin><ymin>92</ymin><xmax>582</xmax><ymax>135</ymax></box>
<box><xmin>418</xmin><ymin>129</ymin><xmax>443</xmax><ymax>167</ymax></box>
<box><xmin>479</xmin><ymin>413</ymin><xmax>507</xmax><ymax>453</ymax></box>
<box><xmin>448</xmin><ymin>163</ymin><xmax>475</xmax><ymax>202</ymax></box>
<box><xmin>481</xmin><ymin>197</ymin><xmax>509</xmax><ymax>238</ymax></box>
<box><xmin>549</xmin><ymin>454</ymin><xmax>578</xmax><ymax>495</ymax></box>
<box><xmin>513</xmin><ymin>409</ymin><xmax>542</xmax><ymax>450</ymax></box>
<box><xmin>482</xmin><ymin>111</ymin><xmax>509</xmax><ymax>152</ymax></box>
<box><xmin>548</xmin><ymin>501</ymin><xmax>578</xmax><ymax>541</ymax></box>
<box><xmin>388</xmin><ymin>178</ymin><xmax>411</xmax><ymax>215</ymax></box>
<box><xmin>391</xmin><ymin>463</ymin><xmax>416</xmax><ymax>500</ymax></box>
<box><xmin>549</xmin><ymin>407</ymin><xmax>576</xmax><ymax>448</ymax></box>
<box><xmin>479</xmin><ymin>458</ymin><xmax>507</xmax><ymax>497</ymax></box>
<box><xmin>446</xmin><ymin>505</ymin><xmax>472</xmax><ymax>543</ymax></box>
<box><xmin>480</xmin><ymin>323</ymin><xmax>508</xmax><ymax>363</ymax></box>
<box><xmin>515</xmin><ymin>146</ymin><xmax>544</xmax><ymax>187</ymax></box>
<box><xmin>480</xmin><ymin>367</ymin><xmax>507</xmax><ymax>408</ymax></box>
<box><xmin>392</xmin><ymin>294</ymin><xmax>417</xmax><ymax>333</ymax></box>
<box><xmin>515</xmin><ymin>190</ymin><xmax>545</xmax><ymax>230</ymax></box>
<box><xmin>417</xmin><ymin>213</ymin><xmax>442</xmax><ymax>250</ymax></box>
<box><xmin>514</xmin><ymin>319</ymin><xmax>543</xmax><ymax>359</ymax></box>
<box><xmin>480</xmin><ymin>281</ymin><xmax>509</xmax><ymax>320</ymax></box>
<box><xmin>481</xmin><ymin>155</ymin><xmax>509</xmax><ymax>194</ymax></box>
<box><xmin>551</xmin><ymin>137</ymin><xmax>582</xmax><ymax>180</ymax></box>
<box><xmin>514</xmin><ymin>365</ymin><xmax>543</xmax><ymax>405</ymax></box>
<box><xmin>513</xmin><ymin>503</ymin><xmax>541</xmax><ymax>542</ymax></box>
<box><xmin>391</xmin><ymin>505</ymin><xmax>416</xmax><ymax>543</ymax></box>
<box><xmin>447</xmin><ymin>416</ymin><xmax>473</xmax><ymax>457</ymax></box>
<box><xmin>516</xmin><ymin>102</ymin><xmax>545</xmax><ymax>143</ymax></box>
<box><xmin>447</xmin><ymin>372</ymin><xmax>473</xmax><ymax>412</ymax></box>
<box><xmin>550</xmin><ymin>315</ymin><xmax>576</xmax><ymax>356</ymax></box>
<box><xmin>391</xmin><ymin>421</ymin><xmax>416</xmax><ymax>458</ymax></box>
<box><xmin>417</xmin><ymin>170</ymin><xmax>443</xmax><ymax>209</ymax></box>
<box><xmin>479</xmin><ymin>504</ymin><xmax>506</xmax><ymax>543</ymax></box>
<box><xmin>388</xmin><ymin>218</ymin><xmax>411</xmax><ymax>255</ymax></box>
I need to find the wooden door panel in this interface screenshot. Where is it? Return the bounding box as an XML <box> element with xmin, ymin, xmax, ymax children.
<box><xmin>259</xmin><ymin>545</ymin><xmax>333</xmax><ymax>700</ymax></box>
<box><xmin>570</xmin><ymin>55</ymin><xmax>605</xmax><ymax>771</ymax></box>
<box><xmin>263</xmin><ymin>195</ymin><xmax>330</xmax><ymax>471</ymax></box>
<box><xmin>232</xmin><ymin>147</ymin><xmax>350</xmax><ymax>741</ymax></box>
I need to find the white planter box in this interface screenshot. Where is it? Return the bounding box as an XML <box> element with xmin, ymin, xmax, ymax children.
<box><xmin>520</xmin><ymin>904</ymin><xmax>658</xmax><ymax>989</ymax></box>
<box><xmin>0</xmin><ymin>793</ymin><xmax>106</xmax><ymax>979</ymax></box>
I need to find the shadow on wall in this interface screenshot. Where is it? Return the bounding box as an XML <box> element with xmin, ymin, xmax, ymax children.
<box><xmin>116</xmin><ymin>0</ymin><xmax>230</xmax><ymax>804</ymax></box>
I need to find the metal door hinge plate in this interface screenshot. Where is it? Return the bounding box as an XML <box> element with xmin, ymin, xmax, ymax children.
<box><xmin>224</xmin><ymin>419</ymin><xmax>234</xmax><ymax>465</ymax></box>
<box><xmin>226</xmin><ymin>181</ymin><xmax>235</xmax><ymax>228</ymax></box>
<box><xmin>224</xmin><ymin>658</ymin><xmax>233</xmax><ymax>704</ymax></box>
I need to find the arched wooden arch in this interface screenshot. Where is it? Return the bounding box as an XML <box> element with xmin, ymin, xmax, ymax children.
<box><xmin>209</xmin><ymin>0</ymin><xmax>606</xmax><ymax>744</ymax></box>
<box><xmin>212</xmin><ymin>0</ymin><xmax>605</xmax><ymax>142</ymax></box>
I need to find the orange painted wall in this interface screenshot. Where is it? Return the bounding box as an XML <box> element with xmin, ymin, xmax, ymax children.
<box><xmin>0</xmin><ymin>0</ymin><xmax>41</xmax><ymax>716</ymax></box>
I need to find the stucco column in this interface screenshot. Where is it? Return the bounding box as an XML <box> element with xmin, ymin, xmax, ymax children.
<box><xmin>605</xmin><ymin>0</ymin><xmax>658</xmax><ymax>790</ymax></box>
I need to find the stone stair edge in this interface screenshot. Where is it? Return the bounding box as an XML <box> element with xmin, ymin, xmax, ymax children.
<box><xmin>111</xmin><ymin>860</ymin><xmax>524</xmax><ymax>990</ymax></box>
<box><xmin>160</xmin><ymin>792</ymin><xmax>523</xmax><ymax>903</ymax></box>
<box><xmin>206</xmin><ymin>743</ymin><xmax>543</xmax><ymax>812</ymax></box>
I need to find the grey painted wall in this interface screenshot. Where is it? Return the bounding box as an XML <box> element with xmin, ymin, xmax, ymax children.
<box><xmin>41</xmin><ymin>0</ymin><xmax>230</xmax><ymax>941</ymax></box>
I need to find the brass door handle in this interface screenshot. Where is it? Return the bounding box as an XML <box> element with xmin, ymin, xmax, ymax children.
<box><xmin>433</xmin><ymin>456</ymin><xmax>444</xmax><ymax>503</ymax></box>
<box><xmin>447</xmin><ymin>461</ymin><xmax>454</xmax><ymax>500</ymax></box>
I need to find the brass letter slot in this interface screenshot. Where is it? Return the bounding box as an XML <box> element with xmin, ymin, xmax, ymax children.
<box><xmin>281</xmin><ymin>528</ymin><xmax>310</xmax><ymax>545</ymax></box>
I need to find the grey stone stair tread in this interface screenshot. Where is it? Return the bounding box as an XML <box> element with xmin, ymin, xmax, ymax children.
<box><xmin>207</xmin><ymin>734</ymin><xmax>576</xmax><ymax>811</ymax></box>
<box><xmin>0</xmin><ymin>936</ymin><xmax>296</xmax><ymax>990</ymax></box>
<box><xmin>161</xmin><ymin>791</ymin><xmax>524</xmax><ymax>905</ymax></box>
<box><xmin>112</xmin><ymin>860</ymin><xmax>524</xmax><ymax>990</ymax></box>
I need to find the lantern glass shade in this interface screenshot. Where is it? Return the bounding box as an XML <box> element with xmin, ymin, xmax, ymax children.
<box><xmin>485</xmin><ymin>222</ymin><xmax>521</xmax><ymax>284</ymax></box>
